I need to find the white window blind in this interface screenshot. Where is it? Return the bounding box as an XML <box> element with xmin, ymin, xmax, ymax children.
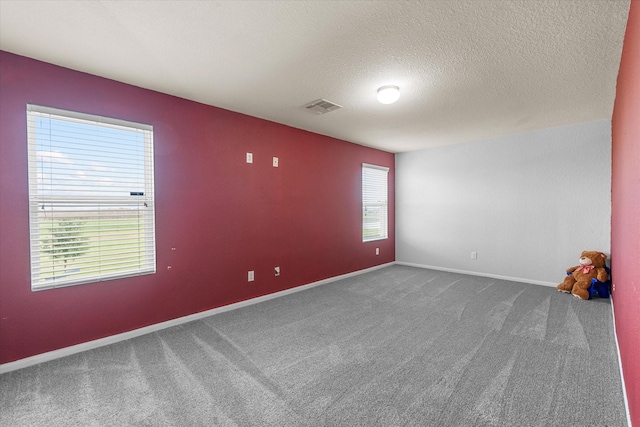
<box><xmin>27</xmin><ymin>105</ymin><xmax>155</xmax><ymax>290</ymax></box>
<box><xmin>362</xmin><ymin>163</ymin><xmax>389</xmax><ymax>242</ymax></box>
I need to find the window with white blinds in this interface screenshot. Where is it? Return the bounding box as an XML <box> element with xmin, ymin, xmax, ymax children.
<box><xmin>27</xmin><ymin>105</ymin><xmax>155</xmax><ymax>290</ymax></box>
<box><xmin>362</xmin><ymin>163</ymin><xmax>389</xmax><ymax>242</ymax></box>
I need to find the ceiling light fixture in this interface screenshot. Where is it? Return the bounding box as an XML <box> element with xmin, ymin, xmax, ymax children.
<box><xmin>377</xmin><ymin>85</ymin><xmax>400</xmax><ymax>104</ymax></box>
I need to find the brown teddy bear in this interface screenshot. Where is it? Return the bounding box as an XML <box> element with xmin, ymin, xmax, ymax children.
<box><xmin>557</xmin><ymin>250</ymin><xmax>608</xmax><ymax>300</ymax></box>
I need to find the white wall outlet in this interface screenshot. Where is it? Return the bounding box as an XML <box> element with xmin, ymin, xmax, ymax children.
<box><xmin>376</xmin><ymin>248</ymin><xmax>380</xmax><ymax>255</ymax></box>
<box><xmin>274</xmin><ymin>266</ymin><xmax>280</xmax><ymax>276</ymax></box>
<box><xmin>248</xmin><ymin>270</ymin><xmax>254</xmax><ymax>282</ymax></box>
<box><xmin>246</xmin><ymin>153</ymin><xmax>253</xmax><ymax>163</ymax></box>
<box><xmin>471</xmin><ymin>251</ymin><xmax>477</xmax><ymax>260</ymax></box>
<box><xmin>273</xmin><ymin>157</ymin><xmax>279</xmax><ymax>167</ymax></box>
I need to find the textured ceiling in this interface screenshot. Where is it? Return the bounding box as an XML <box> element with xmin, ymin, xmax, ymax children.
<box><xmin>0</xmin><ymin>0</ymin><xmax>630</xmax><ymax>153</ymax></box>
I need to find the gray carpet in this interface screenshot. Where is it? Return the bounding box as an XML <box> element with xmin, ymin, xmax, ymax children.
<box><xmin>0</xmin><ymin>265</ymin><xmax>627</xmax><ymax>426</ymax></box>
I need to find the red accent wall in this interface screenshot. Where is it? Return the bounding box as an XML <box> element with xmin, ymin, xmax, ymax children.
<box><xmin>611</xmin><ymin>0</ymin><xmax>640</xmax><ymax>425</ymax></box>
<box><xmin>0</xmin><ymin>51</ymin><xmax>395</xmax><ymax>364</ymax></box>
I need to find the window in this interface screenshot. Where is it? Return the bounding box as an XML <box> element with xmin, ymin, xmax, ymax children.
<box><xmin>27</xmin><ymin>105</ymin><xmax>155</xmax><ymax>290</ymax></box>
<box><xmin>362</xmin><ymin>163</ymin><xmax>389</xmax><ymax>242</ymax></box>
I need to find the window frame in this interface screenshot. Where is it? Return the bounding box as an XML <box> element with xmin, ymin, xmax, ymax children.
<box><xmin>26</xmin><ymin>104</ymin><xmax>156</xmax><ymax>291</ymax></box>
<box><xmin>362</xmin><ymin>163</ymin><xmax>389</xmax><ymax>242</ymax></box>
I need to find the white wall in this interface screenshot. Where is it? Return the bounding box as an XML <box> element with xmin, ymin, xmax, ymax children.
<box><xmin>395</xmin><ymin>120</ymin><xmax>611</xmax><ymax>285</ymax></box>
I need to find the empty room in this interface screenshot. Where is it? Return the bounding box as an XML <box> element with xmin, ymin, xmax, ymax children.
<box><xmin>1</xmin><ymin>1</ymin><xmax>638</xmax><ymax>426</ymax></box>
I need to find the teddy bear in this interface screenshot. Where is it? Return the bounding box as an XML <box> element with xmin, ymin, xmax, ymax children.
<box><xmin>557</xmin><ymin>250</ymin><xmax>609</xmax><ymax>300</ymax></box>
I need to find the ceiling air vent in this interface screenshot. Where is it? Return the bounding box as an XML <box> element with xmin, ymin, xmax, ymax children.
<box><xmin>303</xmin><ymin>99</ymin><xmax>342</xmax><ymax>115</ymax></box>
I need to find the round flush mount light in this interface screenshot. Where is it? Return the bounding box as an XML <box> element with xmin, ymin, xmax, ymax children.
<box><xmin>377</xmin><ymin>85</ymin><xmax>400</xmax><ymax>104</ymax></box>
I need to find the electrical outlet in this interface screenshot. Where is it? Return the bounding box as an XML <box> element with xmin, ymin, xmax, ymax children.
<box><xmin>274</xmin><ymin>266</ymin><xmax>280</xmax><ymax>276</ymax></box>
<box><xmin>376</xmin><ymin>248</ymin><xmax>380</xmax><ymax>255</ymax></box>
<box><xmin>613</xmin><ymin>283</ymin><xmax>616</xmax><ymax>292</ymax></box>
<box><xmin>273</xmin><ymin>157</ymin><xmax>279</xmax><ymax>167</ymax></box>
<box><xmin>471</xmin><ymin>251</ymin><xmax>477</xmax><ymax>260</ymax></box>
<box><xmin>248</xmin><ymin>270</ymin><xmax>254</xmax><ymax>282</ymax></box>
<box><xmin>246</xmin><ymin>153</ymin><xmax>253</xmax><ymax>163</ymax></box>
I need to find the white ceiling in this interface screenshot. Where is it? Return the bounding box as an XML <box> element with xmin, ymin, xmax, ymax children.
<box><xmin>0</xmin><ymin>0</ymin><xmax>630</xmax><ymax>153</ymax></box>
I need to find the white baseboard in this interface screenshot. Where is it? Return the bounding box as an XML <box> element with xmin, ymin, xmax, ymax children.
<box><xmin>0</xmin><ymin>262</ymin><xmax>394</xmax><ymax>374</ymax></box>
<box><xmin>610</xmin><ymin>296</ymin><xmax>633</xmax><ymax>427</ymax></box>
<box><xmin>395</xmin><ymin>261</ymin><xmax>557</xmax><ymax>287</ymax></box>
